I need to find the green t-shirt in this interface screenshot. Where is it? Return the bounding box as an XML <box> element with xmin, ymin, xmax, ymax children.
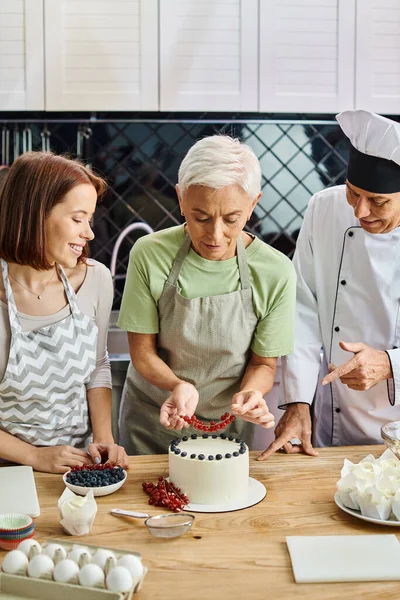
<box><xmin>118</xmin><ymin>225</ymin><xmax>296</xmax><ymax>357</ymax></box>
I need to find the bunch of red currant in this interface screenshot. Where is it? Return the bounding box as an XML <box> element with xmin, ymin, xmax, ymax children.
<box><xmin>142</xmin><ymin>476</ymin><xmax>189</xmax><ymax>512</ymax></box>
<box><xmin>70</xmin><ymin>464</ymin><xmax>116</xmax><ymax>472</ymax></box>
<box><xmin>180</xmin><ymin>412</ymin><xmax>235</xmax><ymax>432</ymax></box>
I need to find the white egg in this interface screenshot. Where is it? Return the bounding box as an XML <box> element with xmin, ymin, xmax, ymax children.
<box><xmin>1</xmin><ymin>550</ymin><xmax>29</xmax><ymax>575</ymax></box>
<box><xmin>53</xmin><ymin>558</ymin><xmax>79</xmax><ymax>583</ymax></box>
<box><xmin>17</xmin><ymin>539</ymin><xmax>42</xmax><ymax>559</ymax></box>
<box><xmin>27</xmin><ymin>554</ymin><xmax>54</xmax><ymax>579</ymax></box>
<box><xmin>71</xmin><ymin>544</ymin><xmax>91</xmax><ymax>553</ymax></box>
<box><xmin>43</xmin><ymin>543</ymin><xmax>67</xmax><ymax>563</ymax></box>
<box><xmin>68</xmin><ymin>547</ymin><xmax>91</xmax><ymax>567</ymax></box>
<box><xmin>106</xmin><ymin>566</ymin><xmax>133</xmax><ymax>593</ymax></box>
<box><xmin>117</xmin><ymin>554</ymin><xmax>143</xmax><ymax>578</ymax></box>
<box><xmin>92</xmin><ymin>548</ymin><xmax>116</xmax><ymax>571</ymax></box>
<box><xmin>79</xmin><ymin>563</ymin><xmax>105</xmax><ymax>588</ymax></box>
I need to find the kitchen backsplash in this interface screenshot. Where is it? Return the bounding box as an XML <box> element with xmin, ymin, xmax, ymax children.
<box><xmin>0</xmin><ymin>113</ymin><xmax>351</xmax><ymax>308</ymax></box>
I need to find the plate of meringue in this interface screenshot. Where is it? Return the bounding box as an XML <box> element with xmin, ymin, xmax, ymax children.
<box><xmin>335</xmin><ymin>448</ymin><xmax>400</xmax><ymax>525</ymax></box>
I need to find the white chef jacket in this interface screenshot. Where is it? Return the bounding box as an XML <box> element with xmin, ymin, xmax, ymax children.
<box><xmin>281</xmin><ymin>184</ymin><xmax>400</xmax><ymax>446</ymax></box>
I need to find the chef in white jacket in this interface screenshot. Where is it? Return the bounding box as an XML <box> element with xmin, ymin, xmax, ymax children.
<box><xmin>259</xmin><ymin>110</ymin><xmax>400</xmax><ymax>459</ymax></box>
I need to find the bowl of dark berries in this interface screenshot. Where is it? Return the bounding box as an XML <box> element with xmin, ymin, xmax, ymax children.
<box><xmin>63</xmin><ymin>465</ymin><xmax>127</xmax><ymax>497</ymax></box>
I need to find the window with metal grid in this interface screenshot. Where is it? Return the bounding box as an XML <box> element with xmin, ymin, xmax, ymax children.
<box><xmin>0</xmin><ymin>115</ymin><xmax>350</xmax><ymax>308</ymax></box>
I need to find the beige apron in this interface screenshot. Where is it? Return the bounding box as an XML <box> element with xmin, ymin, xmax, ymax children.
<box><xmin>118</xmin><ymin>232</ymin><xmax>258</xmax><ymax>454</ymax></box>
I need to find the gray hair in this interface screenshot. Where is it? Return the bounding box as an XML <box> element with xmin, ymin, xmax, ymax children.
<box><xmin>178</xmin><ymin>135</ymin><xmax>262</xmax><ymax>200</ymax></box>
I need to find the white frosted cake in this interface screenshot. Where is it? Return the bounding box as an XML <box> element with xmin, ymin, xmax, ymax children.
<box><xmin>168</xmin><ymin>433</ymin><xmax>249</xmax><ymax>505</ymax></box>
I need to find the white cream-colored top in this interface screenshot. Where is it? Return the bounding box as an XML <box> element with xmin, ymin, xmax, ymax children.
<box><xmin>281</xmin><ymin>185</ymin><xmax>400</xmax><ymax>446</ymax></box>
<box><xmin>0</xmin><ymin>260</ymin><xmax>113</xmax><ymax>389</ymax></box>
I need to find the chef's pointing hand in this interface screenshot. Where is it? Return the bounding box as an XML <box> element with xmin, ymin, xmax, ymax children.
<box><xmin>257</xmin><ymin>403</ymin><xmax>318</xmax><ymax>460</ymax></box>
<box><xmin>321</xmin><ymin>341</ymin><xmax>392</xmax><ymax>390</ymax></box>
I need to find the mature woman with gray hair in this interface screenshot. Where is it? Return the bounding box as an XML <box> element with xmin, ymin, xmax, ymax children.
<box><xmin>117</xmin><ymin>135</ymin><xmax>296</xmax><ymax>454</ymax></box>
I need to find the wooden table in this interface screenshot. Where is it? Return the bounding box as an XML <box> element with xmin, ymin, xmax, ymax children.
<box><xmin>1</xmin><ymin>446</ymin><xmax>399</xmax><ymax>599</ymax></box>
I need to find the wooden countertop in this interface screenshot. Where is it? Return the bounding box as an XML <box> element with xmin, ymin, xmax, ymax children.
<box><xmin>1</xmin><ymin>446</ymin><xmax>398</xmax><ymax>599</ymax></box>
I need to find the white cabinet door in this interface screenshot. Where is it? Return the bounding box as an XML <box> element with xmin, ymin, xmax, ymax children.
<box><xmin>160</xmin><ymin>0</ymin><xmax>258</xmax><ymax>111</ymax></box>
<box><xmin>356</xmin><ymin>0</ymin><xmax>400</xmax><ymax>113</ymax></box>
<box><xmin>44</xmin><ymin>0</ymin><xmax>158</xmax><ymax>111</ymax></box>
<box><xmin>260</xmin><ymin>0</ymin><xmax>355</xmax><ymax>113</ymax></box>
<box><xmin>0</xmin><ymin>0</ymin><xmax>44</xmax><ymax>111</ymax></box>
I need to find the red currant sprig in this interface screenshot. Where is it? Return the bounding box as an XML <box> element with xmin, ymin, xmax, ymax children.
<box><xmin>70</xmin><ymin>464</ymin><xmax>117</xmax><ymax>472</ymax></box>
<box><xmin>180</xmin><ymin>412</ymin><xmax>235</xmax><ymax>432</ymax></box>
<box><xmin>142</xmin><ymin>476</ymin><xmax>189</xmax><ymax>512</ymax></box>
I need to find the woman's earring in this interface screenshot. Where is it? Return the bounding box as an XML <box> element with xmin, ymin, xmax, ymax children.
<box><xmin>181</xmin><ymin>212</ymin><xmax>184</xmax><ymax>216</ymax></box>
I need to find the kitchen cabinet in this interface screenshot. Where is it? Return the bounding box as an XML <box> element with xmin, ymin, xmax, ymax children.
<box><xmin>0</xmin><ymin>0</ymin><xmax>44</xmax><ymax>110</ymax></box>
<box><xmin>356</xmin><ymin>0</ymin><xmax>400</xmax><ymax>114</ymax></box>
<box><xmin>44</xmin><ymin>0</ymin><xmax>158</xmax><ymax>111</ymax></box>
<box><xmin>1</xmin><ymin>0</ymin><xmax>399</xmax><ymax>114</ymax></box>
<box><xmin>259</xmin><ymin>0</ymin><xmax>356</xmax><ymax>113</ymax></box>
<box><xmin>159</xmin><ymin>0</ymin><xmax>258</xmax><ymax>111</ymax></box>
<box><xmin>161</xmin><ymin>0</ymin><xmax>400</xmax><ymax>113</ymax></box>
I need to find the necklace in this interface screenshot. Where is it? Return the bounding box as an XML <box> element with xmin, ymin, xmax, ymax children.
<box><xmin>9</xmin><ymin>268</ymin><xmax>57</xmax><ymax>300</ymax></box>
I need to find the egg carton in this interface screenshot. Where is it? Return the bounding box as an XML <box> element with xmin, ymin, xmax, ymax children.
<box><xmin>1</xmin><ymin>538</ymin><xmax>147</xmax><ymax>600</ymax></box>
<box><xmin>0</xmin><ymin>572</ymin><xmax>124</xmax><ymax>600</ymax></box>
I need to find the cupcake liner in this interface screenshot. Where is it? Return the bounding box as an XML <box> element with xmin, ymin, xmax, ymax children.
<box><xmin>0</xmin><ymin>513</ymin><xmax>33</xmax><ymax>533</ymax></box>
<box><xmin>0</xmin><ymin>523</ymin><xmax>35</xmax><ymax>537</ymax></box>
<box><xmin>0</xmin><ymin>525</ymin><xmax>35</xmax><ymax>539</ymax></box>
<box><xmin>0</xmin><ymin>531</ymin><xmax>35</xmax><ymax>551</ymax></box>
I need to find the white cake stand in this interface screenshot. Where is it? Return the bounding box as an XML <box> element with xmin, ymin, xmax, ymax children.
<box><xmin>183</xmin><ymin>477</ymin><xmax>266</xmax><ymax>513</ymax></box>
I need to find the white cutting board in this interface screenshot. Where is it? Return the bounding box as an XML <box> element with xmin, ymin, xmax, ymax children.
<box><xmin>286</xmin><ymin>535</ymin><xmax>400</xmax><ymax>582</ymax></box>
<box><xmin>0</xmin><ymin>466</ymin><xmax>40</xmax><ymax>517</ymax></box>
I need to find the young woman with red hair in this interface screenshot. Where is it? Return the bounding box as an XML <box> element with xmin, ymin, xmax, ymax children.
<box><xmin>0</xmin><ymin>152</ymin><xmax>128</xmax><ymax>472</ymax></box>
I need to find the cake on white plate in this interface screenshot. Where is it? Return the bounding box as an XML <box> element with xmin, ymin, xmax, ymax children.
<box><xmin>168</xmin><ymin>433</ymin><xmax>249</xmax><ymax>505</ymax></box>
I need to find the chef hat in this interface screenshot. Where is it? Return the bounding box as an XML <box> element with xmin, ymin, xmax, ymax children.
<box><xmin>336</xmin><ymin>109</ymin><xmax>400</xmax><ymax>194</ymax></box>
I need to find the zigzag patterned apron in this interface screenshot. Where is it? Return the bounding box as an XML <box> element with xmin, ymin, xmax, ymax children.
<box><xmin>0</xmin><ymin>259</ymin><xmax>97</xmax><ymax>448</ymax></box>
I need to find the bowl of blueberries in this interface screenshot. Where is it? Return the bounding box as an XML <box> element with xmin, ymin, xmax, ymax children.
<box><xmin>63</xmin><ymin>465</ymin><xmax>127</xmax><ymax>497</ymax></box>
